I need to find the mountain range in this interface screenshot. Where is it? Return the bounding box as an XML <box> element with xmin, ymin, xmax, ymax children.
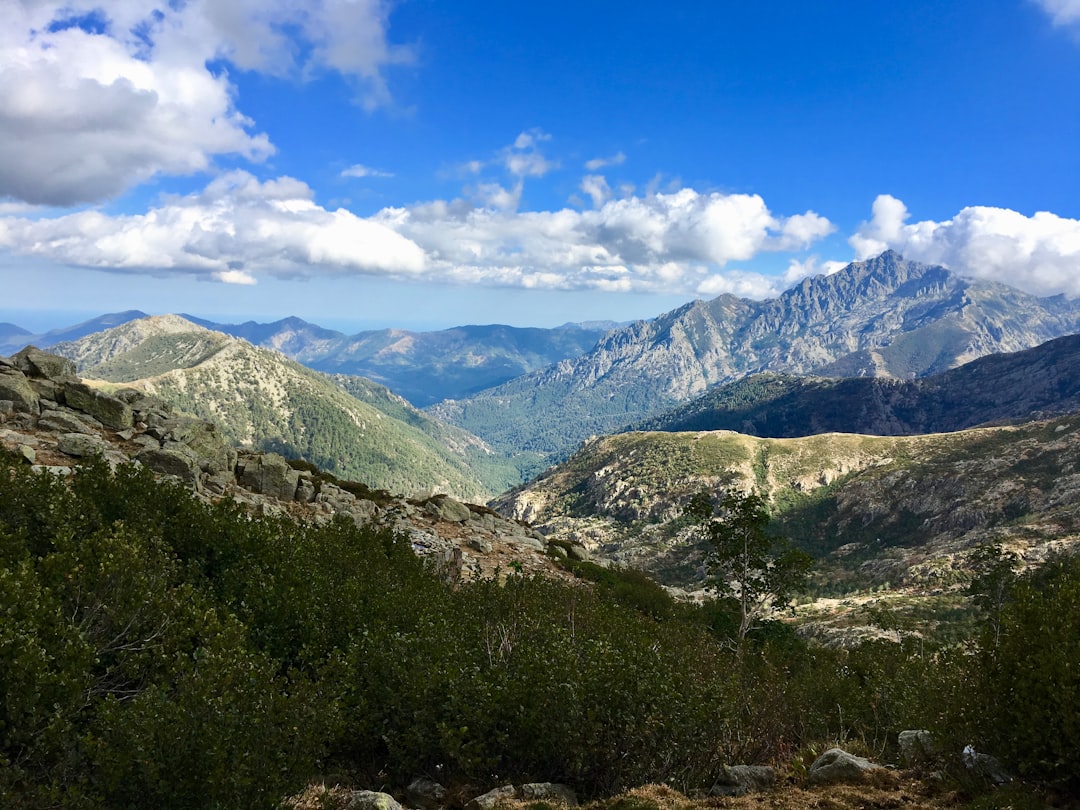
<box><xmin>2</xmin><ymin>310</ymin><xmax>613</xmax><ymax>408</ymax></box>
<box><xmin>637</xmin><ymin>333</ymin><xmax>1080</xmax><ymax>437</ymax></box>
<box><xmin>430</xmin><ymin>251</ymin><xmax>1080</xmax><ymax>461</ymax></box>
<box><xmin>49</xmin><ymin>315</ymin><xmax>523</xmax><ymax>500</ymax></box>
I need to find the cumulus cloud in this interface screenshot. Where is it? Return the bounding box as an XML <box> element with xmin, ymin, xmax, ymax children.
<box><xmin>0</xmin><ymin>164</ymin><xmax>834</xmax><ymax>296</ymax></box>
<box><xmin>1</xmin><ymin>1</ymin><xmax>408</xmax><ymax>206</ymax></box>
<box><xmin>341</xmin><ymin>164</ymin><xmax>394</xmax><ymax>179</ymax></box>
<box><xmin>851</xmin><ymin>194</ymin><xmax>1080</xmax><ymax>297</ymax></box>
<box><xmin>0</xmin><ymin>171</ymin><xmax>426</xmax><ymax>280</ymax></box>
<box><xmin>585</xmin><ymin>151</ymin><xmax>627</xmax><ymax>171</ymax></box>
<box><xmin>580</xmin><ymin>175</ymin><xmax>613</xmax><ymax>208</ymax></box>
<box><xmin>372</xmin><ymin>187</ymin><xmax>834</xmax><ymax>295</ymax></box>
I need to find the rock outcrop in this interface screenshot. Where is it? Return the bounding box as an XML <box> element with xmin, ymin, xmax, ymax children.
<box><xmin>0</xmin><ymin>349</ymin><xmax>566</xmax><ymax>583</ymax></box>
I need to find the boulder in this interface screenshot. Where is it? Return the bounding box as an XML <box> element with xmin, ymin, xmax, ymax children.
<box><xmin>136</xmin><ymin>445</ymin><xmax>201</xmax><ymax>487</ymax></box>
<box><xmin>962</xmin><ymin>745</ymin><xmax>1011</xmax><ymax>784</ymax></box>
<box><xmin>57</xmin><ymin>432</ymin><xmax>110</xmax><ymax>458</ymax></box>
<box><xmin>465</xmin><ymin>785</ymin><xmax>515</xmax><ymax>810</ymax></box>
<box><xmin>710</xmin><ymin>764</ymin><xmax>776</xmax><ymax>797</ymax></box>
<box><xmin>12</xmin><ymin>346</ymin><xmax>76</xmax><ymax>381</ymax></box>
<box><xmin>898</xmin><ymin>729</ymin><xmax>937</xmax><ymax>766</ymax></box>
<box><xmin>237</xmin><ymin>452</ymin><xmax>299</xmax><ymax>501</ymax></box>
<box><xmin>63</xmin><ymin>382</ymin><xmax>134</xmax><ymax>429</ymax></box>
<box><xmin>807</xmin><ymin>748</ymin><xmax>886</xmax><ymax>786</ymax></box>
<box><xmin>519</xmin><ymin>783</ymin><xmax>578</xmax><ymax>806</ymax></box>
<box><xmin>344</xmin><ymin>790</ymin><xmax>404</xmax><ymax>810</ymax></box>
<box><xmin>164</xmin><ymin>418</ymin><xmax>236</xmax><ymax>474</ymax></box>
<box><xmin>425</xmin><ymin>494</ymin><xmax>472</xmax><ymax>523</ymax></box>
<box><xmin>38</xmin><ymin>411</ymin><xmax>97</xmax><ymax>435</ymax></box>
<box><xmin>0</xmin><ymin>367</ymin><xmax>39</xmax><ymax>413</ymax></box>
<box><xmin>406</xmin><ymin>777</ymin><xmax>448</xmax><ymax>809</ymax></box>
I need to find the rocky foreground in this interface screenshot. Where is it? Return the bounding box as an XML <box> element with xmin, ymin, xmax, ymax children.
<box><xmin>0</xmin><ymin>346</ymin><xmax>589</xmax><ymax>582</ymax></box>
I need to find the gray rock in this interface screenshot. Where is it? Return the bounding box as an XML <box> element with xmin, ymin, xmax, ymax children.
<box><xmin>519</xmin><ymin>783</ymin><xmax>578</xmax><ymax>806</ymax></box>
<box><xmin>63</xmin><ymin>382</ymin><xmax>133</xmax><ymax>429</ymax></box>
<box><xmin>807</xmin><ymin>748</ymin><xmax>885</xmax><ymax>786</ymax></box>
<box><xmin>898</xmin><ymin>729</ymin><xmax>937</xmax><ymax>766</ymax></box>
<box><xmin>12</xmin><ymin>347</ymin><xmax>76</xmax><ymax>381</ymax></box>
<box><xmin>295</xmin><ymin>475</ymin><xmax>317</xmax><ymax>503</ymax></box>
<box><xmin>406</xmin><ymin>777</ymin><xmax>448</xmax><ymax>809</ymax></box>
<box><xmin>468</xmin><ymin>536</ymin><xmax>494</xmax><ymax>553</ymax></box>
<box><xmin>0</xmin><ymin>367</ymin><xmax>39</xmax><ymax>412</ymax></box>
<box><xmin>425</xmin><ymin>494</ymin><xmax>472</xmax><ymax>523</ymax></box>
<box><xmin>17</xmin><ymin>445</ymin><xmax>36</xmax><ymax>464</ymax></box>
<box><xmin>962</xmin><ymin>745</ymin><xmax>1011</xmax><ymax>784</ymax></box>
<box><xmin>38</xmin><ymin>411</ymin><xmax>97</xmax><ymax>435</ymax></box>
<box><xmin>465</xmin><ymin>785</ymin><xmax>515</xmax><ymax>810</ymax></box>
<box><xmin>237</xmin><ymin>452</ymin><xmax>299</xmax><ymax>500</ymax></box>
<box><xmin>136</xmin><ymin>445</ymin><xmax>201</xmax><ymax>487</ymax></box>
<box><xmin>165</xmin><ymin>419</ymin><xmax>235</xmax><ymax>474</ymax></box>
<box><xmin>31</xmin><ymin>464</ymin><xmax>73</xmax><ymax>477</ymax></box>
<box><xmin>344</xmin><ymin>790</ymin><xmax>404</xmax><ymax>810</ymax></box>
<box><xmin>511</xmin><ymin>536</ymin><xmax>544</xmax><ymax>552</ymax></box>
<box><xmin>567</xmin><ymin>544</ymin><xmax>590</xmax><ymax>562</ymax></box>
<box><xmin>27</xmin><ymin>378</ymin><xmax>64</xmax><ymax>403</ymax></box>
<box><xmin>57</xmin><ymin>432</ymin><xmax>109</xmax><ymax>458</ymax></box>
<box><xmin>710</xmin><ymin>764</ymin><xmax>776</xmax><ymax>797</ymax></box>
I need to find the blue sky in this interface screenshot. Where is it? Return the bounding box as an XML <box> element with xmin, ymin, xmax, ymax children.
<box><xmin>1</xmin><ymin>0</ymin><xmax>1079</xmax><ymax>333</ymax></box>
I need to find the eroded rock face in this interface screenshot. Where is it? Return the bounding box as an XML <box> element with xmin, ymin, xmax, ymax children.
<box><xmin>63</xmin><ymin>381</ymin><xmax>133</xmax><ymax>429</ymax></box>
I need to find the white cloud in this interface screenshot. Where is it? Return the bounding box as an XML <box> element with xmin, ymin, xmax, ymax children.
<box><xmin>580</xmin><ymin>175</ymin><xmax>613</xmax><ymax>208</ymax></box>
<box><xmin>0</xmin><ymin>1</ymin><xmax>408</xmax><ymax>206</ymax></box>
<box><xmin>502</xmin><ymin>129</ymin><xmax>558</xmax><ymax>177</ymax></box>
<box><xmin>0</xmin><ymin>168</ymin><xmax>833</xmax><ymax>297</ymax></box>
<box><xmin>585</xmin><ymin>151</ymin><xmax>627</xmax><ymax>171</ymax></box>
<box><xmin>851</xmin><ymin>194</ymin><xmax>1080</xmax><ymax>297</ymax></box>
<box><xmin>0</xmin><ymin>171</ymin><xmax>426</xmax><ymax>280</ymax></box>
<box><xmin>1033</xmin><ymin>0</ymin><xmax>1080</xmax><ymax>26</ymax></box>
<box><xmin>341</xmin><ymin>164</ymin><xmax>394</xmax><ymax>179</ymax></box>
<box><xmin>781</xmin><ymin>256</ymin><xmax>847</xmax><ymax>286</ymax></box>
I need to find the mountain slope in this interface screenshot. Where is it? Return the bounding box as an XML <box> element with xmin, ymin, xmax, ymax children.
<box><xmin>431</xmin><ymin>251</ymin><xmax>1080</xmax><ymax>461</ymax></box>
<box><xmin>185</xmin><ymin>315</ymin><xmax>613</xmax><ymax>407</ymax></box>
<box><xmin>639</xmin><ymin>333</ymin><xmax>1080</xmax><ymax>436</ymax></box>
<box><xmin>52</xmin><ymin>316</ymin><xmax>518</xmax><ymax>499</ymax></box>
<box><xmin>493</xmin><ymin>418</ymin><xmax>1080</xmax><ymax>591</ymax></box>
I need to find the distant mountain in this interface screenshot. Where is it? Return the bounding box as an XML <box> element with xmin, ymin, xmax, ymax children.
<box><xmin>639</xmin><ymin>333</ymin><xmax>1080</xmax><ymax>436</ymax></box>
<box><xmin>186</xmin><ymin>315</ymin><xmax>615</xmax><ymax>407</ymax></box>
<box><xmin>51</xmin><ymin>316</ymin><xmax>522</xmax><ymax>500</ymax></box>
<box><xmin>0</xmin><ymin>310</ymin><xmax>149</xmax><ymax>355</ymax></box>
<box><xmin>0</xmin><ymin>322</ymin><xmax>33</xmax><ymax>355</ymax></box>
<box><xmin>432</xmin><ymin>251</ymin><xmax>1080</xmax><ymax>462</ymax></box>
<box><xmin>493</xmin><ymin>417</ymin><xmax>1080</xmax><ymax>591</ymax></box>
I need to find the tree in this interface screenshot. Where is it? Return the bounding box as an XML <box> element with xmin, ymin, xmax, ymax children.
<box><xmin>688</xmin><ymin>490</ymin><xmax>812</xmax><ymax>643</ymax></box>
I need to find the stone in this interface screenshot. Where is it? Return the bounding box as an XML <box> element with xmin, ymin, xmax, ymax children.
<box><xmin>27</xmin><ymin>378</ymin><xmax>64</xmax><ymax>403</ymax></box>
<box><xmin>31</xmin><ymin>465</ymin><xmax>73</xmax><ymax>477</ymax></box>
<box><xmin>424</xmin><ymin>494</ymin><xmax>472</xmax><ymax>523</ymax></box>
<box><xmin>295</xmin><ymin>474</ymin><xmax>317</xmax><ymax>503</ymax></box>
<box><xmin>807</xmin><ymin>748</ymin><xmax>886</xmax><ymax>786</ymax></box>
<box><xmin>57</xmin><ymin>432</ymin><xmax>110</xmax><ymax>458</ymax></box>
<box><xmin>710</xmin><ymin>765</ymin><xmax>776</xmax><ymax>797</ymax></box>
<box><xmin>519</xmin><ymin>783</ymin><xmax>578</xmax><ymax>806</ymax></box>
<box><xmin>18</xmin><ymin>445</ymin><xmax>36</xmax><ymax>464</ymax></box>
<box><xmin>0</xmin><ymin>367</ymin><xmax>39</xmax><ymax>412</ymax></box>
<box><xmin>62</xmin><ymin>382</ymin><xmax>134</xmax><ymax>429</ymax></box>
<box><xmin>406</xmin><ymin>777</ymin><xmax>448</xmax><ymax>809</ymax></box>
<box><xmin>166</xmin><ymin>419</ymin><xmax>236</xmax><ymax>474</ymax></box>
<box><xmin>136</xmin><ymin>445</ymin><xmax>201</xmax><ymax>487</ymax></box>
<box><xmin>511</xmin><ymin>536</ymin><xmax>544</xmax><ymax>552</ymax></box>
<box><xmin>962</xmin><ymin>745</ymin><xmax>1011</xmax><ymax>784</ymax></box>
<box><xmin>898</xmin><ymin>729</ymin><xmax>937</xmax><ymax>766</ymax></box>
<box><xmin>237</xmin><ymin>452</ymin><xmax>299</xmax><ymax>501</ymax></box>
<box><xmin>12</xmin><ymin>346</ymin><xmax>76</xmax><ymax>381</ymax></box>
<box><xmin>344</xmin><ymin>790</ymin><xmax>404</xmax><ymax>810</ymax></box>
<box><xmin>38</xmin><ymin>411</ymin><xmax>97</xmax><ymax>435</ymax></box>
<box><xmin>465</xmin><ymin>785</ymin><xmax>515</xmax><ymax>810</ymax></box>
<box><xmin>468</xmin><ymin>536</ymin><xmax>494</xmax><ymax>553</ymax></box>
<box><xmin>567</xmin><ymin>544</ymin><xmax>590</xmax><ymax>562</ymax></box>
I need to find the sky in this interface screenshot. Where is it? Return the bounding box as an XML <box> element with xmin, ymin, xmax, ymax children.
<box><xmin>1</xmin><ymin>0</ymin><xmax>1079</xmax><ymax>333</ymax></box>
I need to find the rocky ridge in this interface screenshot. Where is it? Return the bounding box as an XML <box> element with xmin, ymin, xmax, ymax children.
<box><xmin>0</xmin><ymin>347</ymin><xmax>585</xmax><ymax>583</ymax></box>
<box><xmin>431</xmin><ymin>251</ymin><xmax>1080</xmax><ymax>462</ymax></box>
<box><xmin>493</xmin><ymin>422</ymin><xmax>1080</xmax><ymax>600</ymax></box>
